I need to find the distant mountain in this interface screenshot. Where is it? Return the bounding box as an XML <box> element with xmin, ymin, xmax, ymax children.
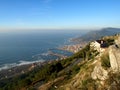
<box><xmin>72</xmin><ymin>27</ymin><xmax>120</xmax><ymax>42</ymax></box>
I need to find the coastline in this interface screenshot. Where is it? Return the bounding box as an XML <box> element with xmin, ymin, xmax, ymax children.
<box><xmin>0</xmin><ymin>60</ymin><xmax>57</xmax><ymax>80</ymax></box>
<box><xmin>0</xmin><ymin>49</ymin><xmax>71</xmax><ymax>80</ymax></box>
<box><xmin>0</xmin><ymin>60</ymin><xmax>44</xmax><ymax>80</ymax></box>
<box><xmin>0</xmin><ymin>37</ymin><xmax>83</xmax><ymax>80</ymax></box>
<box><xmin>0</xmin><ymin>48</ymin><xmax>71</xmax><ymax>72</ymax></box>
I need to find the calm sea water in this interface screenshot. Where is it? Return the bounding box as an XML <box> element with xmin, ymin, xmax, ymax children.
<box><xmin>0</xmin><ymin>30</ymin><xmax>85</xmax><ymax>70</ymax></box>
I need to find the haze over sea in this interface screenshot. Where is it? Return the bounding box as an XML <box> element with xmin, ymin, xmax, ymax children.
<box><xmin>0</xmin><ymin>30</ymin><xmax>86</xmax><ymax>70</ymax></box>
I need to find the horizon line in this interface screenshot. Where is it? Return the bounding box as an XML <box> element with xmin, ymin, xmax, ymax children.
<box><xmin>0</xmin><ymin>26</ymin><xmax>120</xmax><ymax>32</ymax></box>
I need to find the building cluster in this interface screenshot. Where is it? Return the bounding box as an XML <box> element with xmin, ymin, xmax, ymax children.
<box><xmin>60</xmin><ymin>44</ymin><xmax>82</xmax><ymax>53</ymax></box>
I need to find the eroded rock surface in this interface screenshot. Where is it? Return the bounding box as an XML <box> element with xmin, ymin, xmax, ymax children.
<box><xmin>109</xmin><ymin>36</ymin><xmax>120</xmax><ymax>72</ymax></box>
<box><xmin>91</xmin><ymin>62</ymin><xmax>108</xmax><ymax>80</ymax></box>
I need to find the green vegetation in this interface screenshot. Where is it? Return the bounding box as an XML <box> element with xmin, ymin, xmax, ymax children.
<box><xmin>0</xmin><ymin>43</ymin><xmax>100</xmax><ymax>90</ymax></box>
<box><xmin>81</xmin><ymin>77</ymin><xmax>96</xmax><ymax>90</ymax></box>
<box><xmin>0</xmin><ymin>62</ymin><xmax>63</xmax><ymax>90</ymax></box>
<box><xmin>71</xmin><ymin>64</ymin><xmax>80</xmax><ymax>75</ymax></box>
<box><xmin>105</xmin><ymin>38</ymin><xmax>114</xmax><ymax>46</ymax></box>
<box><xmin>77</xmin><ymin>60</ymin><xmax>96</xmax><ymax>90</ymax></box>
<box><xmin>102</xmin><ymin>36</ymin><xmax>115</xmax><ymax>46</ymax></box>
<box><xmin>101</xmin><ymin>53</ymin><xmax>111</xmax><ymax>69</ymax></box>
<box><xmin>68</xmin><ymin>43</ymin><xmax>99</xmax><ymax>61</ymax></box>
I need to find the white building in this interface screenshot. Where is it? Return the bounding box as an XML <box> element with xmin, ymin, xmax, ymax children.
<box><xmin>90</xmin><ymin>40</ymin><xmax>106</xmax><ymax>53</ymax></box>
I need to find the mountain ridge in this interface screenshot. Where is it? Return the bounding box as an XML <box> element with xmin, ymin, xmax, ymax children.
<box><xmin>72</xmin><ymin>27</ymin><xmax>120</xmax><ymax>42</ymax></box>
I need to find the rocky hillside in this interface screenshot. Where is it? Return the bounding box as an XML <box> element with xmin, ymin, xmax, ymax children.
<box><xmin>1</xmin><ymin>34</ymin><xmax>120</xmax><ymax>90</ymax></box>
<box><xmin>39</xmin><ymin>34</ymin><xmax>120</xmax><ymax>90</ymax></box>
<box><xmin>57</xmin><ymin>34</ymin><xmax>120</xmax><ymax>90</ymax></box>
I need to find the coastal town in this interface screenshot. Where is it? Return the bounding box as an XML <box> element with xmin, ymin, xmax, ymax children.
<box><xmin>58</xmin><ymin>42</ymin><xmax>87</xmax><ymax>53</ymax></box>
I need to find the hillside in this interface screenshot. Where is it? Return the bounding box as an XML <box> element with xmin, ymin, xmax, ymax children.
<box><xmin>1</xmin><ymin>34</ymin><xmax>120</xmax><ymax>90</ymax></box>
<box><xmin>72</xmin><ymin>27</ymin><xmax>120</xmax><ymax>42</ymax></box>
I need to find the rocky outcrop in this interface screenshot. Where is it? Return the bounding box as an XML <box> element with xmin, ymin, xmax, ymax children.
<box><xmin>109</xmin><ymin>45</ymin><xmax>120</xmax><ymax>72</ymax></box>
<box><xmin>91</xmin><ymin>62</ymin><xmax>108</xmax><ymax>81</ymax></box>
<box><xmin>115</xmin><ymin>36</ymin><xmax>120</xmax><ymax>47</ymax></box>
<box><xmin>90</xmin><ymin>41</ymin><xmax>101</xmax><ymax>52</ymax></box>
<box><xmin>109</xmin><ymin>36</ymin><xmax>120</xmax><ymax>72</ymax></box>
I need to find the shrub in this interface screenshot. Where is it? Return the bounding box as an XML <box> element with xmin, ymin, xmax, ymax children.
<box><xmin>71</xmin><ymin>65</ymin><xmax>80</xmax><ymax>75</ymax></box>
<box><xmin>101</xmin><ymin>53</ymin><xmax>110</xmax><ymax>69</ymax></box>
<box><xmin>81</xmin><ymin>77</ymin><xmax>96</xmax><ymax>90</ymax></box>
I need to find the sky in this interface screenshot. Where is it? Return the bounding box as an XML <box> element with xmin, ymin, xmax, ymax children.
<box><xmin>0</xmin><ymin>0</ymin><xmax>120</xmax><ymax>31</ymax></box>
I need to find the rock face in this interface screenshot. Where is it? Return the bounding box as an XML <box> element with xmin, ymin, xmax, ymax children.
<box><xmin>91</xmin><ymin>62</ymin><xmax>108</xmax><ymax>80</ymax></box>
<box><xmin>90</xmin><ymin>41</ymin><xmax>101</xmax><ymax>52</ymax></box>
<box><xmin>115</xmin><ymin>36</ymin><xmax>120</xmax><ymax>47</ymax></box>
<box><xmin>109</xmin><ymin>36</ymin><xmax>120</xmax><ymax>72</ymax></box>
<box><xmin>90</xmin><ymin>41</ymin><xmax>105</xmax><ymax>55</ymax></box>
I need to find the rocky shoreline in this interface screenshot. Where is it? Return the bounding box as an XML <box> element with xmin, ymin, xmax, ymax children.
<box><xmin>0</xmin><ymin>59</ymin><xmax>65</xmax><ymax>80</ymax></box>
<box><xmin>0</xmin><ymin>60</ymin><xmax>51</xmax><ymax>80</ymax></box>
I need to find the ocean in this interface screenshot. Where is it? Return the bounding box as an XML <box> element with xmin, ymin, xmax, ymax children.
<box><xmin>0</xmin><ymin>30</ymin><xmax>85</xmax><ymax>70</ymax></box>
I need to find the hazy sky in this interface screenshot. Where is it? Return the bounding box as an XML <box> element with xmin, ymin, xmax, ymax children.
<box><xmin>0</xmin><ymin>0</ymin><xmax>120</xmax><ymax>30</ymax></box>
